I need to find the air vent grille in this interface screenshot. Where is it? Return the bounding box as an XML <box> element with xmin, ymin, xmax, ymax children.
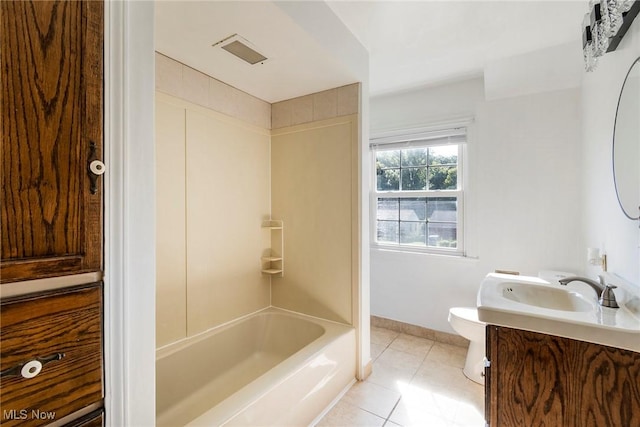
<box><xmin>213</xmin><ymin>34</ymin><xmax>267</xmax><ymax>65</ymax></box>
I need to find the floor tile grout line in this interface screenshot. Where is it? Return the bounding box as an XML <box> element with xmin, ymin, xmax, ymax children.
<box><xmin>384</xmin><ymin>396</ymin><xmax>402</xmax><ymax>424</ymax></box>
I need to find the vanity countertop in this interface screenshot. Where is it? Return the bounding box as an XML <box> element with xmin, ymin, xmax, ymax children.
<box><xmin>477</xmin><ymin>273</ymin><xmax>640</xmax><ymax>353</ymax></box>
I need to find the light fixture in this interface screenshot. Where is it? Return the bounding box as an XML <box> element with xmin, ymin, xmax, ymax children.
<box><xmin>213</xmin><ymin>34</ymin><xmax>268</xmax><ymax>65</ymax></box>
<box><xmin>582</xmin><ymin>0</ymin><xmax>640</xmax><ymax>71</ymax></box>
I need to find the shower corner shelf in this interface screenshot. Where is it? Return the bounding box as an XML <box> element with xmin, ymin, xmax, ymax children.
<box><xmin>262</xmin><ymin>220</ymin><xmax>283</xmax><ymax>229</ymax></box>
<box><xmin>261</xmin><ymin>220</ymin><xmax>284</xmax><ymax>277</ymax></box>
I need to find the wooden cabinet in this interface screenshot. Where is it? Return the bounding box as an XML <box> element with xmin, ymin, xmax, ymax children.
<box><xmin>0</xmin><ymin>0</ymin><xmax>103</xmax><ymax>283</ymax></box>
<box><xmin>63</xmin><ymin>409</ymin><xmax>104</xmax><ymax>427</ymax></box>
<box><xmin>0</xmin><ymin>1</ymin><xmax>105</xmax><ymax>425</ymax></box>
<box><xmin>0</xmin><ymin>284</ymin><xmax>103</xmax><ymax>426</ymax></box>
<box><xmin>485</xmin><ymin>325</ymin><xmax>640</xmax><ymax>427</ymax></box>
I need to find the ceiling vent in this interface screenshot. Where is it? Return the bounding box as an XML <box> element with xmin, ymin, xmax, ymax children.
<box><xmin>213</xmin><ymin>34</ymin><xmax>267</xmax><ymax>65</ymax></box>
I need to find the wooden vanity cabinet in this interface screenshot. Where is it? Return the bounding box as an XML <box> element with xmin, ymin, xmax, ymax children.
<box><xmin>485</xmin><ymin>325</ymin><xmax>640</xmax><ymax>427</ymax></box>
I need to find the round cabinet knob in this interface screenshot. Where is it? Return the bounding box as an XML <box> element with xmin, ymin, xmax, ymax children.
<box><xmin>89</xmin><ymin>160</ymin><xmax>106</xmax><ymax>176</ymax></box>
<box><xmin>21</xmin><ymin>360</ymin><xmax>43</xmax><ymax>379</ymax></box>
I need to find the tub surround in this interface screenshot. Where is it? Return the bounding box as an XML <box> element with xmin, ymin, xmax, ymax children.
<box><xmin>156</xmin><ymin>93</ymin><xmax>271</xmax><ymax>346</ymax></box>
<box><xmin>156</xmin><ymin>53</ymin><xmax>271</xmax><ymax>129</ymax></box>
<box><xmin>271</xmin><ymin>84</ymin><xmax>359</xmax><ymax>129</ymax></box>
<box><xmin>271</xmin><ymin>115</ymin><xmax>359</xmax><ymax>325</ymax></box>
<box><xmin>155</xmin><ymin>51</ymin><xmax>362</xmax><ymax>395</ymax></box>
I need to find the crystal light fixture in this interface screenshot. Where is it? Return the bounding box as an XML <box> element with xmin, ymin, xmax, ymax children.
<box><xmin>583</xmin><ymin>0</ymin><xmax>640</xmax><ymax>71</ymax></box>
<box><xmin>604</xmin><ymin>0</ymin><xmax>624</xmax><ymax>35</ymax></box>
<box><xmin>583</xmin><ymin>13</ymin><xmax>598</xmax><ymax>72</ymax></box>
<box><xmin>590</xmin><ymin>3</ymin><xmax>607</xmax><ymax>57</ymax></box>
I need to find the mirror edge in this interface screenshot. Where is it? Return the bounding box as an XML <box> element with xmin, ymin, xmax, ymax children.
<box><xmin>612</xmin><ymin>55</ymin><xmax>640</xmax><ymax>221</ymax></box>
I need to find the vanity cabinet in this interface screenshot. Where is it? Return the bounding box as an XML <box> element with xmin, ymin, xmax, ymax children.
<box><xmin>485</xmin><ymin>325</ymin><xmax>640</xmax><ymax>427</ymax></box>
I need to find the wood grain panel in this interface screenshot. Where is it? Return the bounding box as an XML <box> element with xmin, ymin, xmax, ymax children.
<box><xmin>488</xmin><ymin>326</ymin><xmax>640</xmax><ymax>427</ymax></box>
<box><xmin>571</xmin><ymin>341</ymin><xmax>640</xmax><ymax>427</ymax></box>
<box><xmin>0</xmin><ymin>0</ymin><xmax>103</xmax><ymax>282</ymax></box>
<box><xmin>492</xmin><ymin>327</ymin><xmax>567</xmax><ymax>426</ymax></box>
<box><xmin>0</xmin><ymin>284</ymin><xmax>103</xmax><ymax>426</ymax></box>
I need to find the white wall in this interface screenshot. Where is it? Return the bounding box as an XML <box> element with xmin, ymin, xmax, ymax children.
<box><xmin>581</xmin><ymin>17</ymin><xmax>640</xmax><ymax>289</ymax></box>
<box><xmin>370</xmin><ymin>78</ymin><xmax>583</xmax><ymax>333</ymax></box>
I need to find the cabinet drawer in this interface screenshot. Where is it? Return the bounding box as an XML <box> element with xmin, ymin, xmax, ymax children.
<box><xmin>63</xmin><ymin>408</ymin><xmax>104</xmax><ymax>427</ymax></box>
<box><xmin>0</xmin><ymin>284</ymin><xmax>103</xmax><ymax>426</ymax></box>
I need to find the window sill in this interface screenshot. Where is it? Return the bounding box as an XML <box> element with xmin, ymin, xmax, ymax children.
<box><xmin>370</xmin><ymin>244</ymin><xmax>479</xmax><ymax>261</ymax></box>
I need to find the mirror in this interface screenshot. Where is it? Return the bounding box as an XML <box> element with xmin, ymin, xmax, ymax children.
<box><xmin>613</xmin><ymin>57</ymin><xmax>640</xmax><ymax>221</ymax></box>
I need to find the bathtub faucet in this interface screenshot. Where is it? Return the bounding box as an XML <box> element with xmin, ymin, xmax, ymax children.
<box><xmin>557</xmin><ymin>275</ymin><xmax>619</xmax><ymax>308</ymax></box>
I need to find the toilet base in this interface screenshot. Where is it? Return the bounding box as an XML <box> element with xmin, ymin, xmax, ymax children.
<box><xmin>463</xmin><ymin>339</ymin><xmax>485</xmax><ymax>385</ymax></box>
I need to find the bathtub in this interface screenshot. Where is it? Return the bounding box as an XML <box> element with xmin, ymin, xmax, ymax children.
<box><xmin>156</xmin><ymin>307</ymin><xmax>356</xmax><ymax>426</ymax></box>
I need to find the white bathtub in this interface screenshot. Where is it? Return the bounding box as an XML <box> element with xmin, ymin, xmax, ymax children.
<box><xmin>156</xmin><ymin>307</ymin><xmax>356</xmax><ymax>426</ymax></box>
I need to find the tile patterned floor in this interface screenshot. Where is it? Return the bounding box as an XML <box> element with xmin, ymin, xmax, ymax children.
<box><xmin>316</xmin><ymin>327</ymin><xmax>485</xmax><ymax>427</ymax></box>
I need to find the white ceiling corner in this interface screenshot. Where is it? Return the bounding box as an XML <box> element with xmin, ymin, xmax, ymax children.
<box><xmin>155</xmin><ymin>0</ymin><xmax>587</xmax><ymax>102</ymax></box>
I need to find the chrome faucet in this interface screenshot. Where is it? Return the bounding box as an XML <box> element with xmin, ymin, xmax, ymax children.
<box><xmin>558</xmin><ymin>275</ymin><xmax>619</xmax><ymax>308</ymax></box>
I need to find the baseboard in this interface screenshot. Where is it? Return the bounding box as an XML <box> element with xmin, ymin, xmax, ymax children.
<box><xmin>371</xmin><ymin>315</ymin><xmax>469</xmax><ymax>348</ymax></box>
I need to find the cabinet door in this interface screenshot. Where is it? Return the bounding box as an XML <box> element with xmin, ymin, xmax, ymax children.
<box><xmin>570</xmin><ymin>339</ymin><xmax>640</xmax><ymax>427</ymax></box>
<box><xmin>488</xmin><ymin>326</ymin><xmax>640</xmax><ymax>427</ymax></box>
<box><xmin>0</xmin><ymin>0</ymin><xmax>103</xmax><ymax>283</ymax></box>
<box><xmin>487</xmin><ymin>326</ymin><xmax>568</xmax><ymax>426</ymax></box>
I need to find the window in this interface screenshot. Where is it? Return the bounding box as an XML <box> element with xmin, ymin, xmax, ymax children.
<box><xmin>371</xmin><ymin>128</ymin><xmax>466</xmax><ymax>255</ymax></box>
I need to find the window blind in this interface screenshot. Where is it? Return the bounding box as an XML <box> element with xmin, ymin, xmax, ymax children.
<box><xmin>370</xmin><ymin>127</ymin><xmax>466</xmax><ymax>149</ymax></box>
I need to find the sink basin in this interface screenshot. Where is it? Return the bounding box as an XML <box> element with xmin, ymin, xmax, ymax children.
<box><xmin>501</xmin><ymin>283</ymin><xmax>594</xmax><ymax>312</ymax></box>
<box><xmin>477</xmin><ymin>273</ymin><xmax>640</xmax><ymax>353</ymax></box>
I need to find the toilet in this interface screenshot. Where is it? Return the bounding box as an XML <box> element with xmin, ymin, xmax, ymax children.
<box><xmin>448</xmin><ymin>307</ymin><xmax>486</xmax><ymax>385</ymax></box>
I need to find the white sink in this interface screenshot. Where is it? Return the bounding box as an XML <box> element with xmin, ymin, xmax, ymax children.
<box><xmin>501</xmin><ymin>282</ymin><xmax>594</xmax><ymax>312</ymax></box>
<box><xmin>477</xmin><ymin>273</ymin><xmax>640</xmax><ymax>353</ymax></box>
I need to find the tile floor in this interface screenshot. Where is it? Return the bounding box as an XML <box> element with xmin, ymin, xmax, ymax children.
<box><xmin>316</xmin><ymin>327</ymin><xmax>485</xmax><ymax>427</ymax></box>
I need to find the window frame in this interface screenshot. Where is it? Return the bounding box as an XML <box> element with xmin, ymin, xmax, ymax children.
<box><xmin>370</xmin><ymin>127</ymin><xmax>467</xmax><ymax>256</ymax></box>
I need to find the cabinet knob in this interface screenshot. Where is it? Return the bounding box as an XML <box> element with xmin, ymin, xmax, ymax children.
<box><xmin>87</xmin><ymin>141</ymin><xmax>105</xmax><ymax>194</ymax></box>
<box><xmin>20</xmin><ymin>360</ymin><xmax>43</xmax><ymax>379</ymax></box>
<box><xmin>89</xmin><ymin>160</ymin><xmax>106</xmax><ymax>176</ymax></box>
<box><xmin>0</xmin><ymin>353</ymin><xmax>65</xmax><ymax>379</ymax></box>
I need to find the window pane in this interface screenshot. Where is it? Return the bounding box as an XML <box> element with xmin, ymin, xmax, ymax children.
<box><xmin>400</xmin><ymin>198</ymin><xmax>426</xmax><ymax>221</ymax></box>
<box><xmin>427</xmin><ymin>223</ymin><xmax>457</xmax><ymax>248</ymax></box>
<box><xmin>377</xmin><ymin>220</ymin><xmax>399</xmax><ymax>243</ymax></box>
<box><xmin>401</xmin><ymin>148</ymin><xmax>427</xmax><ymax>167</ymax></box>
<box><xmin>401</xmin><ymin>167</ymin><xmax>426</xmax><ymax>190</ymax></box>
<box><xmin>428</xmin><ymin>166</ymin><xmax>457</xmax><ymax>190</ymax></box>
<box><xmin>376</xmin><ymin>150</ymin><xmax>400</xmax><ymax>168</ymax></box>
<box><xmin>377</xmin><ymin>168</ymin><xmax>400</xmax><ymax>191</ymax></box>
<box><xmin>427</xmin><ymin>197</ymin><xmax>457</xmax><ymax>220</ymax></box>
<box><xmin>377</xmin><ymin>198</ymin><xmax>399</xmax><ymax>220</ymax></box>
<box><xmin>427</xmin><ymin>197</ymin><xmax>457</xmax><ymax>248</ymax></box>
<box><xmin>400</xmin><ymin>222</ymin><xmax>426</xmax><ymax>246</ymax></box>
<box><xmin>428</xmin><ymin>145</ymin><xmax>458</xmax><ymax>166</ymax></box>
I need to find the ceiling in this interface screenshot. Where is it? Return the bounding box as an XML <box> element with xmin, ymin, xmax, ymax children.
<box><xmin>156</xmin><ymin>1</ymin><xmax>586</xmax><ymax>102</ymax></box>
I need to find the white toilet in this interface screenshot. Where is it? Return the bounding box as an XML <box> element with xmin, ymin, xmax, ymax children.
<box><xmin>448</xmin><ymin>307</ymin><xmax>486</xmax><ymax>385</ymax></box>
